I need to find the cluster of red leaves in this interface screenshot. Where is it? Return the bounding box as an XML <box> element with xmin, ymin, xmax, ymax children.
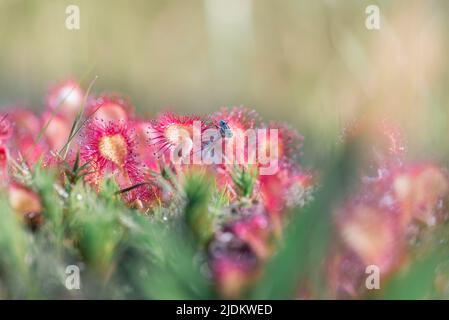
<box><xmin>0</xmin><ymin>79</ymin><xmax>313</xmax><ymax>297</ymax></box>
<box><xmin>327</xmin><ymin>121</ymin><xmax>449</xmax><ymax>298</ymax></box>
<box><xmin>2</xmin><ymin>79</ymin><xmax>446</xmax><ymax>299</ymax></box>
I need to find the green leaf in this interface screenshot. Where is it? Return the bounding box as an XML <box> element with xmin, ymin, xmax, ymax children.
<box><xmin>0</xmin><ymin>194</ymin><xmax>35</xmax><ymax>298</ymax></box>
<box><xmin>381</xmin><ymin>253</ymin><xmax>440</xmax><ymax>300</ymax></box>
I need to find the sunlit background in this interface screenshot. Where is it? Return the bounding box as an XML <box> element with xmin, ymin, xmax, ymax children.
<box><xmin>1</xmin><ymin>0</ymin><xmax>448</xmax><ymax>166</ymax></box>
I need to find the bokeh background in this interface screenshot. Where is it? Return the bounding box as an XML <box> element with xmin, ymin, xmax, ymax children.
<box><xmin>1</xmin><ymin>0</ymin><xmax>448</xmax><ymax>166</ymax></box>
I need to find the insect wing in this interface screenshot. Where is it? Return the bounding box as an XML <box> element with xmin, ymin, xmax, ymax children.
<box><xmin>219</xmin><ymin>121</ymin><xmax>233</xmax><ymax>138</ymax></box>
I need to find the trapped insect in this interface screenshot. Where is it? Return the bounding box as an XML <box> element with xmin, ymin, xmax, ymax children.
<box><xmin>199</xmin><ymin>120</ymin><xmax>233</xmax><ymax>158</ymax></box>
<box><xmin>218</xmin><ymin>120</ymin><xmax>233</xmax><ymax>139</ymax></box>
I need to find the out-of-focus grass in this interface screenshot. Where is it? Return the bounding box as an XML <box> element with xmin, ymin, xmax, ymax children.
<box><xmin>381</xmin><ymin>253</ymin><xmax>441</xmax><ymax>300</ymax></box>
<box><xmin>252</xmin><ymin>140</ymin><xmax>361</xmax><ymax>299</ymax></box>
<box><xmin>0</xmin><ymin>195</ymin><xmax>34</xmax><ymax>298</ymax></box>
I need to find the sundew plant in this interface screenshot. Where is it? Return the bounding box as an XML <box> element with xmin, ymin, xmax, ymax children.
<box><xmin>0</xmin><ymin>78</ymin><xmax>448</xmax><ymax>299</ymax></box>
